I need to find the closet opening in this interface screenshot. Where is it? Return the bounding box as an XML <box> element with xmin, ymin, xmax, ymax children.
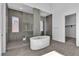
<box><xmin>65</xmin><ymin>13</ymin><xmax>76</xmax><ymax>46</ymax></box>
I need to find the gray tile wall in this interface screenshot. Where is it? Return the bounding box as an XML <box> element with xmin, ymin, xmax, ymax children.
<box><xmin>8</xmin><ymin>9</ymin><xmax>45</xmax><ymax>41</ymax></box>
<box><xmin>33</xmin><ymin>8</ymin><xmax>41</xmax><ymax>36</ymax></box>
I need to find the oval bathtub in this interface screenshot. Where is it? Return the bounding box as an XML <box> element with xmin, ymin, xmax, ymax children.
<box><xmin>30</xmin><ymin>36</ymin><xmax>50</xmax><ymax>50</ymax></box>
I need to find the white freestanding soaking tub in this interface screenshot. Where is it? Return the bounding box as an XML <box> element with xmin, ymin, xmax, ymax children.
<box><xmin>30</xmin><ymin>36</ymin><xmax>50</xmax><ymax>50</ymax></box>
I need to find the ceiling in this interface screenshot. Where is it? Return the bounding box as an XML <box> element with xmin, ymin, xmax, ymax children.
<box><xmin>8</xmin><ymin>3</ymin><xmax>51</xmax><ymax>17</ymax></box>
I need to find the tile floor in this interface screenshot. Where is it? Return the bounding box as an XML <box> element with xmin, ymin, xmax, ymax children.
<box><xmin>3</xmin><ymin>37</ymin><xmax>79</xmax><ymax>56</ymax></box>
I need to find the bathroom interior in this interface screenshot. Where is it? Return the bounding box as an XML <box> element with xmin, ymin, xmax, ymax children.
<box><xmin>5</xmin><ymin>3</ymin><xmax>52</xmax><ymax>55</ymax></box>
<box><xmin>65</xmin><ymin>13</ymin><xmax>76</xmax><ymax>45</ymax></box>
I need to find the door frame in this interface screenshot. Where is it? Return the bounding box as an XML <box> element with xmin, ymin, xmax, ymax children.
<box><xmin>64</xmin><ymin>12</ymin><xmax>76</xmax><ymax>45</ymax></box>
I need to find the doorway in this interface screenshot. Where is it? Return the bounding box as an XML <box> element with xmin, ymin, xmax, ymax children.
<box><xmin>46</xmin><ymin>14</ymin><xmax>52</xmax><ymax>38</ymax></box>
<box><xmin>40</xmin><ymin>14</ymin><xmax>52</xmax><ymax>39</ymax></box>
<box><xmin>65</xmin><ymin>13</ymin><xmax>76</xmax><ymax>45</ymax></box>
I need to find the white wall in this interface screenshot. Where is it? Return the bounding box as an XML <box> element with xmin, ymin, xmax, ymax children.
<box><xmin>76</xmin><ymin>11</ymin><xmax>79</xmax><ymax>46</ymax></box>
<box><xmin>0</xmin><ymin>3</ymin><xmax>3</xmax><ymax>56</ymax></box>
<box><xmin>52</xmin><ymin>4</ymin><xmax>65</xmax><ymax>42</ymax></box>
<box><xmin>0</xmin><ymin>3</ymin><xmax>6</xmax><ymax>55</ymax></box>
<box><xmin>51</xmin><ymin>4</ymin><xmax>79</xmax><ymax>46</ymax></box>
<box><xmin>2</xmin><ymin>3</ymin><xmax>6</xmax><ymax>53</ymax></box>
